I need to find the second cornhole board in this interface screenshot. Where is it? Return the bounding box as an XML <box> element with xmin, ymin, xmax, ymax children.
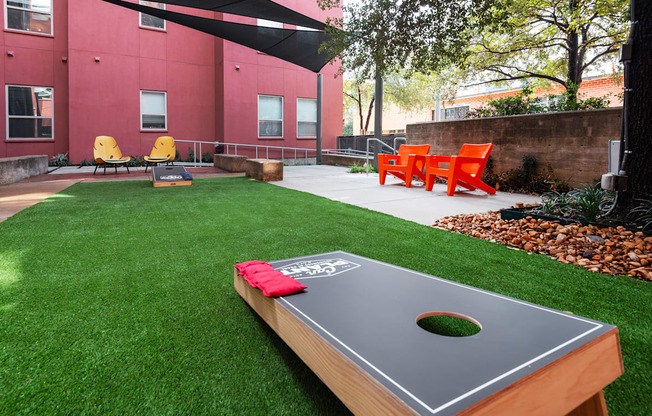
<box><xmin>234</xmin><ymin>251</ymin><xmax>623</xmax><ymax>416</ymax></box>
<box><xmin>151</xmin><ymin>166</ymin><xmax>192</xmax><ymax>187</ymax></box>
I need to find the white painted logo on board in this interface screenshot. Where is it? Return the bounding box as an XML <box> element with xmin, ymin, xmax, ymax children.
<box><xmin>277</xmin><ymin>258</ymin><xmax>360</xmax><ymax>279</ymax></box>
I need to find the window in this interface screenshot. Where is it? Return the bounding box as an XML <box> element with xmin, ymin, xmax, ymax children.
<box><xmin>141</xmin><ymin>91</ymin><xmax>167</xmax><ymax>130</ymax></box>
<box><xmin>442</xmin><ymin>106</ymin><xmax>469</xmax><ymax>120</ymax></box>
<box><xmin>139</xmin><ymin>1</ymin><xmax>165</xmax><ymax>30</ymax></box>
<box><xmin>257</xmin><ymin>19</ymin><xmax>283</xmax><ymax>29</ymax></box>
<box><xmin>297</xmin><ymin>98</ymin><xmax>317</xmax><ymax>138</ymax></box>
<box><xmin>258</xmin><ymin>95</ymin><xmax>283</xmax><ymax>137</ymax></box>
<box><xmin>6</xmin><ymin>85</ymin><xmax>54</xmax><ymax>140</ymax></box>
<box><xmin>5</xmin><ymin>0</ymin><xmax>52</xmax><ymax>35</ymax></box>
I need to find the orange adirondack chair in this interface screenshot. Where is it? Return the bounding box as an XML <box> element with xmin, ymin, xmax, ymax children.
<box><xmin>378</xmin><ymin>144</ymin><xmax>430</xmax><ymax>188</ymax></box>
<box><xmin>425</xmin><ymin>143</ymin><xmax>495</xmax><ymax>196</ymax></box>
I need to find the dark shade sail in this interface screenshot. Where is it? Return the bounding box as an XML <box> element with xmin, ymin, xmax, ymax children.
<box><xmin>100</xmin><ymin>0</ymin><xmax>337</xmax><ymax>73</ymax></box>
<box><xmin>143</xmin><ymin>0</ymin><xmax>327</xmax><ymax>30</ymax></box>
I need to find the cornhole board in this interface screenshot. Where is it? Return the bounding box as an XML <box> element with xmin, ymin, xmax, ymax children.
<box><xmin>151</xmin><ymin>166</ymin><xmax>192</xmax><ymax>187</ymax></box>
<box><xmin>234</xmin><ymin>251</ymin><xmax>623</xmax><ymax>416</ymax></box>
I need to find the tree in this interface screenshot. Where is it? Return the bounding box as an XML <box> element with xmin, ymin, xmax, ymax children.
<box><xmin>344</xmin><ymin>78</ymin><xmax>375</xmax><ymax>135</ymax></box>
<box><xmin>344</xmin><ymin>71</ymin><xmax>456</xmax><ymax>135</ymax></box>
<box><xmin>317</xmin><ymin>0</ymin><xmax>498</xmax><ymax>78</ymax></box>
<box><xmin>466</xmin><ymin>0</ymin><xmax>629</xmax><ymax>102</ymax></box>
<box><xmin>616</xmin><ymin>0</ymin><xmax>652</xmax><ymax>217</ymax></box>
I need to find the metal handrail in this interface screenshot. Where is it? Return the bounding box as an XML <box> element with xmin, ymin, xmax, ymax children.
<box><xmin>366</xmin><ymin>138</ymin><xmax>396</xmax><ymax>174</ymax></box>
<box><xmin>323</xmin><ymin>148</ymin><xmax>371</xmax><ymax>157</ymax></box>
<box><xmin>393</xmin><ymin>136</ymin><xmax>407</xmax><ymax>151</ymax></box>
<box><xmin>221</xmin><ymin>142</ymin><xmax>317</xmax><ymax>165</ymax></box>
<box><xmin>175</xmin><ymin>139</ymin><xmax>219</xmax><ymax>167</ymax></box>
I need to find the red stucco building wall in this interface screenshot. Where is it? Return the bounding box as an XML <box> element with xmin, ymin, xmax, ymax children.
<box><xmin>1</xmin><ymin>0</ymin><xmax>342</xmax><ymax>163</ymax></box>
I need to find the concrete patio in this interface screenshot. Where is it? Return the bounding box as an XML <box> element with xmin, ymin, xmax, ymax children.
<box><xmin>273</xmin><ymin>165</ymin><xmax>540</xmax><ymax>226</ymax></box>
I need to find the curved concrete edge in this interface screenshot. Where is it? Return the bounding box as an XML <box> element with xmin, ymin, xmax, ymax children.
<box><xmin>0</xmin><ymin>179</ymin><xmax>80</xmax><ymax>223</ymax></box>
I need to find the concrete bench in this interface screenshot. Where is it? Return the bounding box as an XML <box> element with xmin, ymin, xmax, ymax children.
<box><xmin>245</xmin><ymin>159</ymin><xmax>283</xmax><ymax>182</ymax></box>
<box><xmin>0</xmin><ymin>155</ymin><xmax>48</xmax><ymax>185</ymax></box>
<box><xmin>214</xmin><ymin>154</ymin><xmax>248</xmax><ymax>172</ymax></box>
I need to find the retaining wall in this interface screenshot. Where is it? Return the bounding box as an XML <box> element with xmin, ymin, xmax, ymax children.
<box><xmin>406</xmin><ymin>108</ymin><xmax>621</xmax><ymax>187</ymax></box>
<box><xmin>0</xmin><ymin>155</ymin><xmax>48</xmax><ymax>185</ymax></box>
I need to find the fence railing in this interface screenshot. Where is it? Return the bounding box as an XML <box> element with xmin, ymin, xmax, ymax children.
<box><xmin>175</xmin><ymin>137</ymin><xmax>406</xmax><ymax>169</ymax></box>
<box><xmin>175</xmin><ymin>139</ymin><xmax>219</xmax><ymax>167</ymax></box>
<box><xmin>221</xmin><ymin>142</ymin><xmax>319</xmax><ymax>165</ymax></box>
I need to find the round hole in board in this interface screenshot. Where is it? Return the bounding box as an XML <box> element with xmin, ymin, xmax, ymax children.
<box><xmin>416</xmin><ymin>312</ymin><xmax>482</xmax><ymax>337</ymax></box>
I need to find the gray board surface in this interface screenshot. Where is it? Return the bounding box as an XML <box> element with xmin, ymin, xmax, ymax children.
<box><xmin>268</xmin><ymin>251</ymin><xmax>615</xmax><ymax>416</ymax></box>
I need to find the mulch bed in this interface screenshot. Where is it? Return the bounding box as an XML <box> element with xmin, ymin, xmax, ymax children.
<box><xmin>433</xmin><ymin>211</ymin><xmax>652</xmax><ymax>282</ymax></box>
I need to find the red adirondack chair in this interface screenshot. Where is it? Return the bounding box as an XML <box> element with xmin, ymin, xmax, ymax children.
<box><xmin>378</xmin><ymin>144</ymin><xmax>431</xmax><ymax>188</ymax></box>
<box><xmin>425</xmin><ymin>143</ymin><xmax>495</xmax><ymax>196</ymax></box>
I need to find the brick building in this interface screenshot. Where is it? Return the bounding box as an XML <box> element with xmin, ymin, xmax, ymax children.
<box><xmin>358</xmin><ymin>74</ymin><xmax>623</xmax><ymax>135</ymax></box>
<box><xmin>1</xmin><ymin>0</ymin><xmax>342</xmax><ymax>163</ymax></box>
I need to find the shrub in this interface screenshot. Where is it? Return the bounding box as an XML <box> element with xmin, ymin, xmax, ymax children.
<box><xmin>202</xmin><ymin>151</ymin><xmax>214</xmax><ymax>163</ymax></box>
<box><xmin>535</xmin><ymin>184</ymin><xmax>615</xmax><ymax>222</ymax></box>
<box><xmin>630</xmin><ymin>198</ymin><xmax>652</xmax><ymax>232</ymax></box>
<box><xmin>467</xmin><ymin>86</ymin><xmax>545</xmax><ymax>118</ymax></box>
<box><xmin>126</xmin><ymin>156</ymin><xmax>146</xmax><ymax>167</ymax></box>
<box><xmin>349</xmin><ymin>164</ymin><xmax>376</xmax><ymax>173</ymax></box>
<box><xmin>467</xmin><ymin>82</ymin><xmax>610</xmax><ymax>119</ymax></box>
<box><xmin>49</xmin><ymin>153</ymin><xmax>70</xmax><ymax>167</ymax></box>
<box><xmin>78</xmin><ymin>159</ymin><xmax>94</xmax><ymax>167</ymax></box>
<box><xmin>481</xmin><ymin>155</ymin><xmax>570</xmax><ymax>194</ymax></box>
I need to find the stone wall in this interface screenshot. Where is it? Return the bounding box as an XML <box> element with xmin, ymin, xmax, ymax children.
<box><xmin>406</xmin><ymin>108</ymin><xmax>621</xmax><ymax>187</ymax></box>
<box><xmin>0</xmin><ymin>155</ymin><xmax>48</xmax><ymax>185</ymax></box>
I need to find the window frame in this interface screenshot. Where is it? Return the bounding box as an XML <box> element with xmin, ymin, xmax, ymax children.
<box><xmin>257</xmin><ymin>94</ymin><xmax>284</xmax><ymax>139</ymax></box>
<box><xmin>140</xmin><ymin>90</ymin><xmax>167</xmax><ymax>131</ymax></box>
<box><xmin>5</xmin><ymin>84</ymin><xmax>54</xmax><ymax>141</ymax></box>
<box><xmin>139</xmin><ymin>0</ymin><xmax>166</xmax><ymax>31</ymax></box>
<box><xmin>4</xmin><ymin>0</ymin><xmax>53</xmax><ymax>36</ymax></box>
<box><xmin>296</xmin><ymin>97</ymin><xmax>317</xmax><ymax>138</ymax></box>
<box><xmin>442</xmin><ymin>105</ymin><xmax>470</xmax><ymax>121</ymax></box>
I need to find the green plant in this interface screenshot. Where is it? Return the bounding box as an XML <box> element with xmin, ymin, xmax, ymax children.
<box><xmin>546</xmin><ymin>82</ymin><xmax>611</xmax><ymax>112</ymax></box>
<box><xmin>467</xmin><ymin>85</ymin><xmax>546</xmax><ymax>118</ymax></box>
<box><xmin>49</xmin><ymin>153</ymin><xmax>70</xmax><ymax>167</ymax></box>
<box><xmin>202</xmin><ymin>151</ymin><xmax>214</xmax><ymax>163</ymax></box>
<box><xmin>538</xmin><ymin>191</ymin><xmax>574</xmax><ymax>217</ymax></box>
<box><xmin>349</xmin><ymin>164</ymin><xmax>376</xmax><ymax>173</ymax></box>
<box><xmin>567</xmin><ymin>185</ymin><xmax>614</xmax><ymax>222</ymax></box>
<box><xmin>78</xmin><ymin>159</ymin><xmax>93</xmax><ymax>167</ymax></box>
<box><xmin>534</xmin><ymin>185</ymin><xmax>615</xmax><ymax>222</ymax></box>
<box><xmin>187</xmin><ymin>147</ymin><xmax>195</xmax><ymax>162</ymax></box>
<box><xmin>482</xmin><ymin>156</ymin><xmax>571</xmax><ymax>195</ymax></box>
<box><xmin>126</xmin><ymin>156</ymin><xmax>146</xmax><ymax>167</ymax></box>
<box><xmin>630</xmin><ymin>198</ymin><xmax>652</xmax><ymax>232</ymax></box>
<box><xmin>174</xmin><ymin>149</ymin><xmax>181</xmax><ymax>162</ymax></box>
<box><xmin>343</xmin><ymin>119</ymin><xmax>354</xmax><ymax>136</ymax></box>
<box><xmin>468</xmin><ymin>82</ymin><xmax>611</xmax><ymax>119</ymax></box>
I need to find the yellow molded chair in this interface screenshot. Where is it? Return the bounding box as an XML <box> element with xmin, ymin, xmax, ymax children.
<box><xmin>144</xmin><ymin>136</ymin><xmax>176</xmax><ymax>172</ymax></box>
<box><xmin>93</xmin><ymin>136</ymin><xmax>131</xmax><ymax>175</ymax></box>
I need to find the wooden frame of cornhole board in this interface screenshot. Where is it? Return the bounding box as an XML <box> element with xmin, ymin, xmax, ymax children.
<box><xmin>234</xmin><ymin>251</ymin><xmax>624</xmax><ymax>416</ymax></box>
<box><xmin>151</xmin><ymin>166</ymin><xmax>192</xmax><ymax>187</ymax></box>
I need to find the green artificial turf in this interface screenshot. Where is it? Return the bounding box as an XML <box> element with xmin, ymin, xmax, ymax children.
<box><xmin>0</xmin><ymin>177</ymin><xmax>650</xmax><ymax>415</ymax></box>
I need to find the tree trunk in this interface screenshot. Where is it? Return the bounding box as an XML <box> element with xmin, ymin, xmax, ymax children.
<box><xmin>357</xmin><ymin>89</ymin><xmax>365</xmax><ymax>134</ymax></box>
<box><xmin>616</xmin><ymin>0</ymin><xmax>652</xmax><ymax>218</ymax></box>
<box><xmin>364</xmin><ymin>97</ymin><xmax>375</xmax><ymax>134</ymax></box>
<box><xmin>565</xmin><ymin>0</ymin><xmax>582</xmax><ymax>101</ymax></box>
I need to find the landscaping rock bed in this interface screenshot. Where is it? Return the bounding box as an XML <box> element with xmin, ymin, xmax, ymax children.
<box><xmin>433</xmin><ymin>211</ymin><xmax>652</xmax><ymax>281</ymax></box>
